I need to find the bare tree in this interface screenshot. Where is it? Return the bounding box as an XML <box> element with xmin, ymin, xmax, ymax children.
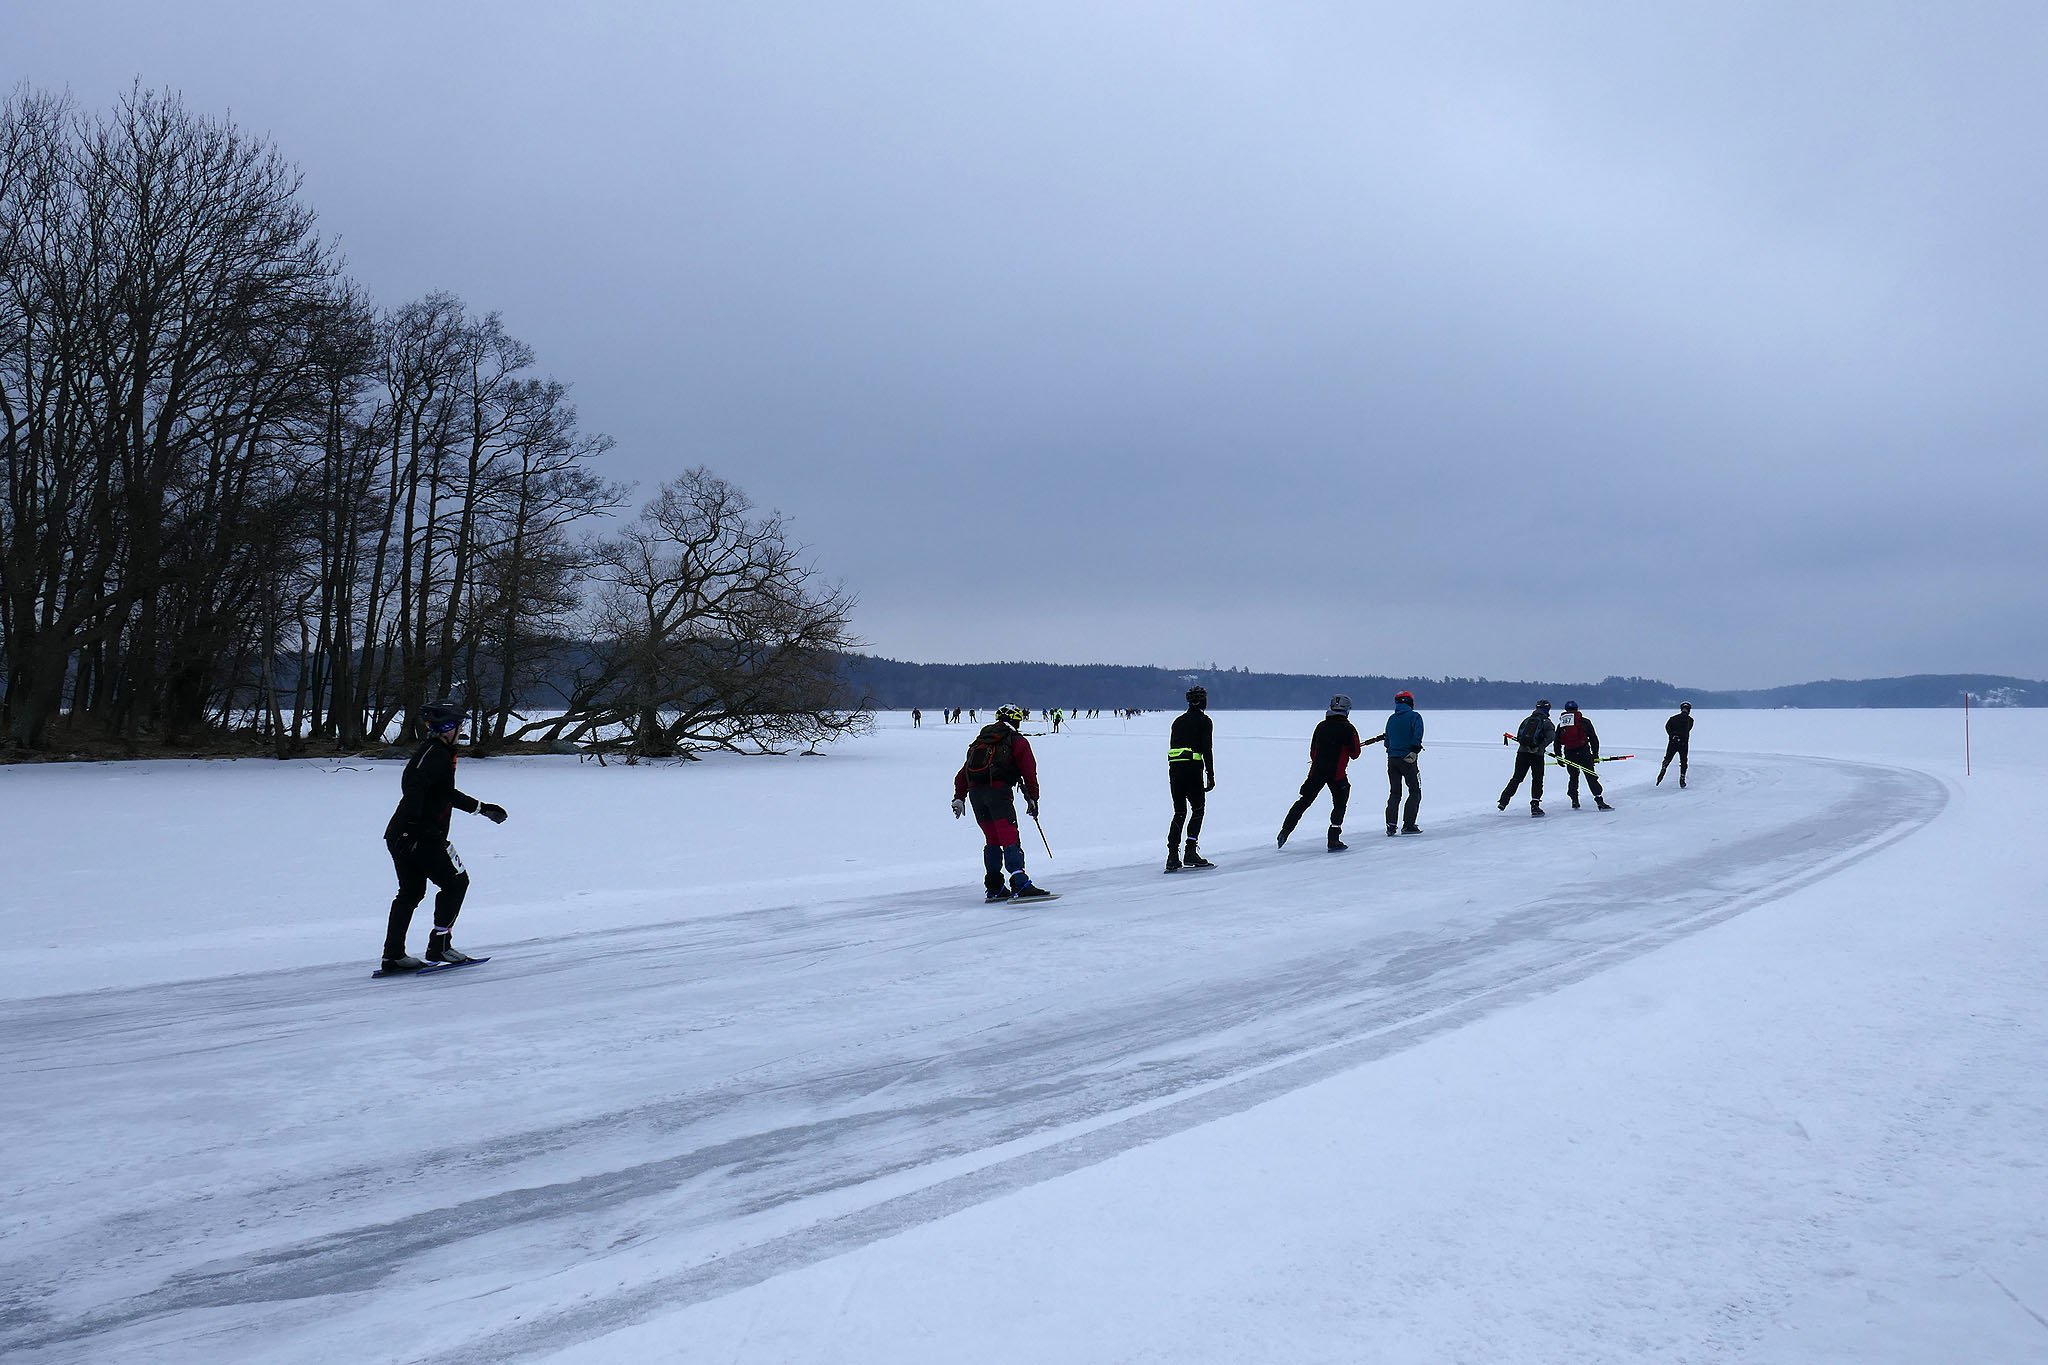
<box><xmin>520</xmin><ymin>468</ymin><xmax>869</xmax><ymax>757</ymax></box>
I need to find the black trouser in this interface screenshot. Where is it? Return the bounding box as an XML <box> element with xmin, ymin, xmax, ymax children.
<box><xmin>1500</xmin><ymin>750</ymin><xmax>1545</xmax><ymax>806</ymax></box>
<box><xmin>1660</xmin><ymin>738</ymin><xmax>1688</xmax><ymax>777</ymax></box>
<box><xmin>385</xmin><ymin>830</ymin><xmax>469</xmax><ymax>958</ymax></box>
<box><xmin>1560</xmin><ymin>747</ymin><xmax>1603</xmax><ymax>802</ymax></box>
<box><xmin>1282</xmin><ymin>773</ymin><xmax>1350</xmax><ymax>841</ymax></box>
<box><xmin>1168</xmin><ymin>763</ymin><xmax>1207</xmax><ymax>850</ymax></box>
<box><xmin>1385</xmin><ymin>755</ymin><xmax>1420</xmax><ymax>828</ymax></box>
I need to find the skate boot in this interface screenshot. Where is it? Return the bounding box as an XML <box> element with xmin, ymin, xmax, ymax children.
<box><xmin>1402</xmin><ymin>824</ymin><xmax>1422</xmax><ymax>835</ymax></box>
<box><xmin>1595</xmin><ymin>798</ymin><xmax>1614</xmax><ymax>811</ymax></box>
<box><xmin>1327</xmin><ymin>828</ymin><xmax>1348</xmax><ymax>852</ymax></box>
<box><xmin>1387</xmin><ymin>823</ymin><xmax>1399</xmax><ymax>837</ymax></box>
<box><xmin>380</xmin><ymin>953</ymin><xmax>426</xmax><ymax>974</ymax></box>
<box><xmin>1530</xmin><ymin>804</ymin><xmax>1545</xmax><ymax>818</ymax></box>
<box><xmin>985</xmin><ymin>872</ymin><xmax>1012</xmax><ymax>902</ymax></box>
<box><xmin>1497</xmin><ymin>796</ymin><xmax>1510</xmax><ymax>811</ymax></box>
<box><xmin>1679</xmin><ymin>772</ymin><xmax>1687</xmax><ymax>788</ymax></box>
<box><xmin>424</xmin><ymin>931</ymin><xmax>473</xmax><ymax>965</ymax></box>
<box><xmin>1570</xmin><ymin>796</ymin><xmax>1580</xmax><ymax>809</ymax></box>
<box><xmin>1165</xmin><ymin>848</ymin><xmax>1182</xmax><ymax>873</ymax></box>
<box><xmin>1011</xmin><ymin>881</ymin><xmax>1056</xmax><ymax>902</ymax></box>
<box><xmin>1181</xmin><ymin>844</ymin><xmax>1215</xmax><ymax>870</ymax></box>
<box><xmin>1656</xmin><ymin>767</ymin><xmax>1667</xmax><ymax>785</ymax></box>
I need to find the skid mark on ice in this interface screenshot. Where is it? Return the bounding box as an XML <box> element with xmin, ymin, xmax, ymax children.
<box><xmin>0</xmin><ymin>756</ymin><xmax>1945</xmax><ymax>1361</ymax></box>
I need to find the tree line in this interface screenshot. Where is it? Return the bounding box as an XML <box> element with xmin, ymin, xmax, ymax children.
<box><xmin>842</xmin><ymin>657</ymin><xmax>2038</xmax><ymax>711</ymax></box>
<box><xmin>0</xmin><ymin>86</ymin><xmax>865</xmax><ymax>758</ymax></box>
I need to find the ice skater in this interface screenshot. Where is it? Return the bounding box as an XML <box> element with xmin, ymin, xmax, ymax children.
<box><xmin>1499</xmin><ymin>699</ymin><xmax>1556</xmax><ymax>817</ymax></box>
<box><xmin>1553</xmin><ymin>701</ymin><xmax>1612</xmax><ymax>810</ymax></box>
<box><xmin>380</xmin><ymin>698</ymin><xmax>507</xmax><ymax>974</ymax></box>
<box><xmin>1279</xmin><ymin>695</ymin><xmax>1366</xmax><ymax>851</ymax></box>
<box><xmin>1382</xmin><ymin>689</ymin><xmax>1424</xmax><ymax>835</ymax></box>
<box><xmin>952</xmin><ymin>704</ymin><xmax>1055</xmax><ymax>902</ymax></box>
<box><xmin>1165</xmin><ymin>685</ymin><xmax>1216</xmax><ymax>872</ymax></box>
<box><xmin>1658</xmin><ymin>702</ymin><xmax>1694</xmax><ymax>786</ymax></box>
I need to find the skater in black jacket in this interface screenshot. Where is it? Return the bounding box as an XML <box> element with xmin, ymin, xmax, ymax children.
<box><xmin>1166</xmin><ymin>686</ymin><xmax>1216</xmax><ymax>872</ymax></box>
<box><xmin>1499</xmin><ymin>700</ymin><xmax>1555</xmax><ymax>816</ymax></box>
<box><xmin>380</xmin><ymin>699</ymin><xmax>508</xmax><ymax>973</ymax></box>
<box><xmin>1658</xmin><ymin>702</ymin><xmax>1694</xmax><ymax>786</ymax></box>
<box><xmin>1279</xmin><ymin>696</ymin><xmax>1367</xmax><ymax>851</ymax></box>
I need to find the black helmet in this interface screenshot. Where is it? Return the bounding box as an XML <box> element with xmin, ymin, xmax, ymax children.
<box><xmin>1535</xmin><ymin>699</ymin><xmax>1552</xmax><ymax>711</ymax></box>
<box><xmin>1186</xmin><ymin>686</ymin><xmax>1208</xmax><ymax>707</ymax></box>
<box><xmin>1679</xmin><ymin>701</ymin><xmax>1692</xmax><ymax>712</ymax></box>
<box><xmin>421</xmin><ymin>698</ymin><xmax>465</xmax><ymax>732</ymax></box>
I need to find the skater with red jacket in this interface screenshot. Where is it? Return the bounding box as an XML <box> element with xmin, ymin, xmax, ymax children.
<box><xmin>380</xmin><ymin>698</ymin><xmax>508</xmax><ymax>974</ymax></box>
<box><xmin>952</xmin><ymin>704</ymin><xmax>1054</xmax><ymax>902</ymax></box>
<box><xmin>1278</xmin><ymin>696</ymin><xmax>1366</xmax><ymax>851</ymax></box>
<box><xmin>1552</xmin><ymin>701</ymin><xmax>1613</xmax><ymax>811</ymax></box>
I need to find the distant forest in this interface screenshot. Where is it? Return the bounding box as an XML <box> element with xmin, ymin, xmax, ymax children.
<box><xmin>841</xmin><ymin>656</ymin><xmax>2041</xmax><ymax>711</ymax></box>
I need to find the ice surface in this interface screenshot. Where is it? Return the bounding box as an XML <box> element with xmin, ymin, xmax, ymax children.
<box><xmin>4</xmin><ymin>708</ymin><xmax>2045</xmax><ymax>1362</ymax></box>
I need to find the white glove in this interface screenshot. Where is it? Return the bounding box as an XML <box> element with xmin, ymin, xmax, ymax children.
<box><xmin>951</xmin><ymin>798</ymin><xmax>965</xmax><ymax>818</ymax></box>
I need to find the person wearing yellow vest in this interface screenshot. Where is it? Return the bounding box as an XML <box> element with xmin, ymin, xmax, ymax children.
<box><xmin>1165</xmin><ymin>686</ymin><xmax>1216</xmax><ymax>872</ymax></box>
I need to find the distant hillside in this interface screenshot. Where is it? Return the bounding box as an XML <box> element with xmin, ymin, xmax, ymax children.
<box><xmin>840</xmin><ymin>656</ymin><xmax>2041</xmax><ymax>711</ymax></box>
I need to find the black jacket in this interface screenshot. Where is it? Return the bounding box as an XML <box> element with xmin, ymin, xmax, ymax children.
<box><xmin>1308</xmin><ymin>715</ymin><xmax>1363</xmax><ymax>781</ymax></box>
<box><xmin>1666</xmin><ymin>712</ymin><xmax>1695</xmax><ymax>740</ymax></box>
<box><xmin>385</xmin><ymin>737</ymin><xmax>480</xmax><ymax>840</ymax></box>
<box><xmin>1168</xmin><ymin>708</ymin><xmax>1215</xmax><ymax>782</ymax></box>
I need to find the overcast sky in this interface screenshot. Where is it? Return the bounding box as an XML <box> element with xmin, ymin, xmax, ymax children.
<box><xmin>13</xmin><ymin>2</ymin><xmax>2046</xmax><ymax>688</ymax></box>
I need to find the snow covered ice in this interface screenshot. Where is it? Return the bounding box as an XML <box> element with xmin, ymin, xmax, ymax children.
<box><xmin>4</xmin><ymin>708</ymin><xmax>2048</xmax><ymax>1363</ymax></box>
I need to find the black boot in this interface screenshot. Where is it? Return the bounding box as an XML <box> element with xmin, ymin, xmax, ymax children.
<box><xmin>425</xmin><ymin>930</ymin><xmax>473</xmax><ymax>964</ymax></box>
<box><xmin>1182</xmin><ymin>843</ymin><xmax>1214</xmax><ymax>869</ymax></box>
<box><xmin>1596</xmin><ymin>798</ymin><xmax>1613</xmax><ymax>811</ymax></box>
<box><xmin>1327</xmin><ymin>828</ymin><xmax>1347</xmax><ymax>851</ymax></box>
<box><xmin>985</xmin><ymin>872</ymin><xmax>1011</xmax><ymax>902</ymax></box>
<box><xmin>1386</xmin><ymin>823</ymin><xmax>1399</xmax><ymax>837</ymax></box>
<box><xmin>380</xmin><ymin>952</ymin><xmax>426</xmax><ymax>974</ymax></box>
<box><xmin>1531</xmin><ymin>804</ymin><xmax>1545</xmax><ymax>818</ymax></box>
<box><xmin>1165</xmin><ymin>846</ymin><xmax>1182</xmax><ymax>873</ymax></box>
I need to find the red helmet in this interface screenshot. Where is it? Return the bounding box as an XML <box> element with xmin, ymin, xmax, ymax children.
<box><xmin>1394</xmin><ymin>690</ymin><xmax>1414</xmax><ymax>705</ymax></box>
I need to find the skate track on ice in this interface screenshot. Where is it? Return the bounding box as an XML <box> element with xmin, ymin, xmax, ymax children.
<box><xmin>1</xmin><ymin>750</ymin><xmax>1943</xmax><ymax>1362</ymax></box>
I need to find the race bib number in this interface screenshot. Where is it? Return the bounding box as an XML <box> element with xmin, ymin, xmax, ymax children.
<box><xmin>446</xmin><ymin>843</ymin><xmax>466</xmax><ymax>875</ymax></box>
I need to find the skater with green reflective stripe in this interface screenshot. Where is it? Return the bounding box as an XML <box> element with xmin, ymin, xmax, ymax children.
<box><xmin>1166</xmin><ymin>686</ymin><xmax>1216</xmax><ymax>872</ymax></box>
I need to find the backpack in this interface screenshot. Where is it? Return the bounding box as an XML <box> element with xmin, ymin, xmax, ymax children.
<box><xmin>962</xmin><ymin>723</ymin><xmax>1018</xmax><ymax>787</ymax></box>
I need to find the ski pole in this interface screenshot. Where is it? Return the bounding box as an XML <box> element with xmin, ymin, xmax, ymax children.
<box><xmin>1032</xmin><ymin>812</ymin><xmax>1053</xmax><ymax>858</ymax></box>
<box><xmin>1548</xmin><ymin>753</ymin><xmax>1600</xmax><ymax>777</ymax></box>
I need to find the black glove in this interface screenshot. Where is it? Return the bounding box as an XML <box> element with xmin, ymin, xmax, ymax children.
<box><xmin>1026</xmin><ymin>798</ymin><xmax>1040</xmax><ymax>818</ymax></box>
<box><xmin>478</xmin><ymin>802</ymin><xmax>508</xmax><ymax>824</ymax></box>
<box><xmin>1204</xmin><ymin>776</ymin><xmax>1215</xmax><ymax>792</ymax></box>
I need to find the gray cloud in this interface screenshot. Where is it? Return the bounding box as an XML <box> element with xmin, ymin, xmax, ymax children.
<box><xmin>14</xmin><ymin>0</ymin><xmax>2047</xmax><ymax>688</ymax></box>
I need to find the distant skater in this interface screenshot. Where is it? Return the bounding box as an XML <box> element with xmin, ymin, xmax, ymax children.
<box><xmin>912</xmin><ymin>707</ymin><xmax>923</xmax><ymax>728</ymax></box>
<box><xmin>952</xmin><ymin>704</ymin><xmax>1054</xmax><ymax>902</ymax></box>
<box><xmin>1499</xmin><ymin>699</ymin><xmax>1555</xmax><ymax>817</ymax></box>
<box><xmin>1165</xmin><ymin>686</ymin><xmax>1216</xmax><ymax>872</ymax></box>
<box><xmin>1553</xmin><ymin>701</ymin><xmax>1612</xmax><ymax>811</ymax></box>
<box><xmin>380</xmin><ymin>698</ymin><xmax>508</xmax><ymax>974</ymax></box>
<box><xmin>1382</xmin><ymin>689</ymin><xmax>1424</xmax><ymax>835</ymax></box>
<box><xmin>1279</xmin><ymin>695</ymin><xmax>1366</xmax><ymax>851</ymax></box>
<box><xmin>1658</xmin><ymin>702</ymin><xmax>1694</xmax><ymax>786</ymax></box>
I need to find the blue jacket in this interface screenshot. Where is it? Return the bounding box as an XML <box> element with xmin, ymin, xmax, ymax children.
<box><xmin>1383</xmin><ymin>700</ymin><xmax>1423</xmax><ymax>758</ymax></box>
